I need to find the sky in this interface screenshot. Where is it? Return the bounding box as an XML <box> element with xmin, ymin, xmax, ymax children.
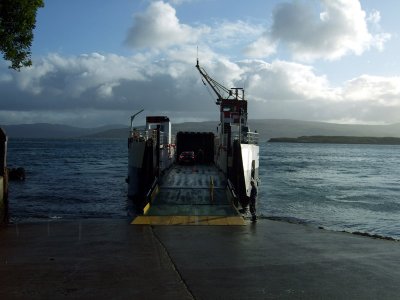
<box><xmin>1</xmin><ymin>0</ymin><xmax>400</xmax><ymax>127</ymax></box>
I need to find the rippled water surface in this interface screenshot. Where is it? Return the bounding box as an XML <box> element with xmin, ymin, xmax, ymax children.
<box><xmin>259</xmin><ymin>142</ymin><xmax>400</xmax><ymax>239</ymax></box>
<box><xmin>8</xmin><ymin>139</ymin><xmax>127</xmax><ymax>220</ymax></box>
<box><xmin>7</xmin><ymin>139</ymin><xmax>400</xmax><ymax>239</ymax></box>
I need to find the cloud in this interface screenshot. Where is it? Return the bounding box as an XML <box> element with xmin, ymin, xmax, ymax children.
<box><xmin>207</xmin><ymin>20</ymin><xmax>265</xmax><ymax>50</ymax></box>
<box><xmin>8</xmin><ymin>52</ymin><xmax>147</xmax><ymax>100</ymax></box>
<box><xmin>243</xmin><ymin>36</ymin><xmax>277</xmax><ymax>59</ymax></box>
<box><xmin>124</xmin><ymin>1</ymin><xmax>208</xmax><ymax>49</ymax></box>
<box><xmin>167</xmin><ymin>0</ymin><xmax>195</xmax><ymax>5</ymax></box>
<box><xmin>0</xmin><ymin>0</ymin><xmax>398</xmax><ymax>126</ymax></box>
<box><xmin>343</xmin><ymin>75</ymin><xmax>400</xmax><ymax>106</ymax></box>
<box><xmin>241</xmin><ymin>60</ymin><xmax>341</xmax><ymax>102</ymax></box>
<box><xmin>124</xmin><ymin>2</ymin><xmax>264</xmax><ymax>54</ymax></box>
<box><xmin>0</xmin><ymin>50</ymin><xmax>220</xmax><ymax>126</ymax></box>
<box><xmin>367</xmin><ymin>10</ymin><xmax>381</xmax><ymax>24</ymax></box>
<box><xmin>2</xmin><ymin>50</ymin><xmax>400</xmax><ymax>126</ymax></box>
<box><xmin>245</xmin><ymin>0</ymin><xmax>391</xmax><ymax>61</ymax></box>
<box><xmin>235</xmin><ymin>60</ymin><xmax>400</xmax><ymax>124</ymax></box>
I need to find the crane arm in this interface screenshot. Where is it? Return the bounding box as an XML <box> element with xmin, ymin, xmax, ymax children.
<box><xmin>196</xmin><ymin>59</ymin><xmax>231</xmax><ymax>104</ymax></box>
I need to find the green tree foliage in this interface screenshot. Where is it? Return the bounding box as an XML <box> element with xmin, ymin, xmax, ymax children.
<box><xmin>0</xmin><ymin>0</ymin><xmax>44</xmax><ymax>70</ymax></box>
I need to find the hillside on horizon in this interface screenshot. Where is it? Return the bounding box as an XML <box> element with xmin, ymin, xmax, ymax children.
<box><xmin>0</xmin><ymin>123</ymin><xmax>125</xmax><ymax>139</ymax></box>
<box><xmin>2</xmin><ymin>119</ymin><xmax>400</xmax><ymax>141</ymax></box>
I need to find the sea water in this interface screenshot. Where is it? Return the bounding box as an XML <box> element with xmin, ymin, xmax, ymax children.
<box><xmin>260</xmin><ymin>142</ymin><xmax>400</xmax><ymax>239</ymax></box>
<box><xmin>7</xmin><ymin>138</ymin><xmax>400</xmax><ymax>239</ymax></box>
<box><xmin>7</xmin><ymin>139</ymin><xmax>127</xmax><ymax>220</ymax></box>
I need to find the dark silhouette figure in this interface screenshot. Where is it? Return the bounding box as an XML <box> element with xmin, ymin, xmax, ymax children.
<box><xmin>197</xmin><ymin>148</ymin><xmax>204</xmax><ymax>164</ymax></box>
<box><xmin>249</xmin><ymin>180</ymin><xmax>257</xmax><ymax>222</ymax></box>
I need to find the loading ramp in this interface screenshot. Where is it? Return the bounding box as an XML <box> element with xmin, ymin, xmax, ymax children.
<box><xmin>132</xmin><ymin>164</ymin><xmax>245</xmax><ymax>225</ymax></box>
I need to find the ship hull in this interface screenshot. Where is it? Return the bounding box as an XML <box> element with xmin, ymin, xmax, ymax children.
<box><xmin>127</xmin><ymin>141</ymin><xmax>146</xmax><ymax>198</ymax></box>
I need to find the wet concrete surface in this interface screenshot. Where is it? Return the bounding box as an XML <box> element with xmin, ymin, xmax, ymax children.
<box><xmin>0</xmin><ymin>220</ymin><xmax>192</xmax><ymax>299</ymax></box>
<box><xmin>1</xmin><ymin>219</ymin><xmax>400</xmax><ymax>299</ymax></box>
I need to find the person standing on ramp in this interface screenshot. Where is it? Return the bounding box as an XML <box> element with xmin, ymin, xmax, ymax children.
<box><xmin>249</xmin><ymin>180</ymin><xmax>257</xmax><ymax>222</ymax></box>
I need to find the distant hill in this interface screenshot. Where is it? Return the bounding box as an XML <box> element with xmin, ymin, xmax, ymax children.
<box><xmin>2</xmin><ymin>119</ymin><xmax>400</xmax><ymax>141</ymax></box>
<box><xmin>0</xmin><ymin>123</ymin><xmax>125</xmax><ymax>139</ymax></box>
<box><xmin>80</xmin><ymin>122</ymin><xmax>219</xmax><ymax>139</ymax></box>
<box><xmin>81</xmin><ymin>128</ymin><xmax>130</xmax><ymax>139</ymax></box>
<box><xmin>269</xmin><ymin>136</ymin><xmax>400</xmax><ymax>145</ymax></box>
<box><xmin>248</xmin><ymin>119</ymin><xmax>400</xmax><ymax>141</ymax></box>
<box><xmin>176</xmin><ymin>119</ymin><xmax>400</xmax><ymax>142</ymax></box>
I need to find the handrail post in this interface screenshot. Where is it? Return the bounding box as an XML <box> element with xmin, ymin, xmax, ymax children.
<box><xmin>0</xmin><ymin>128</ymin><xmax>8</xmax><ymax>226</ymax></box>
<box><xmin>210</xmin><ymin>176</ymin><xmax>214</xmax><ymax>204</ymax></box>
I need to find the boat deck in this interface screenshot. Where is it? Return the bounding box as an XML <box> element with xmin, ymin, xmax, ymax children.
<box><xmin>132</xmin><ymin>164</ymin><xmax>245</xmax><ymax>225</ymax></box>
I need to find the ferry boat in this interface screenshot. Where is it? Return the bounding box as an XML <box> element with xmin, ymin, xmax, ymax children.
<box><xmin>127</xmin><ymin>60</ymin><xmax>259</xmax><ymax>225</ymax></box>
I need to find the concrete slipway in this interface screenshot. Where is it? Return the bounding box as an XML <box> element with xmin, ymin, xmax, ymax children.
<box><xmin>0</xmin><ymin>219</ymin><xmax>399</xmax><ymax>299</ymax></box>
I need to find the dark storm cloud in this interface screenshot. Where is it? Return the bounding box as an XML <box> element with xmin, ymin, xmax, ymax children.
<box><xmin>2</xmin><ymin>53</ymin><xmax>400</xmax><ymax>126</ymax></box>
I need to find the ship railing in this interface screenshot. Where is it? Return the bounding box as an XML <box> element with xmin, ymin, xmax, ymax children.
<box><xmin>234</xmin><ymin>132</ymin><xmax>259</xmax><ymax>145</ymax></box>
<box><xmin>129</xmin><ymin>129</ymin><xmax>167</xmax><ymax>143</ymax></box>
<box><xmin>145</xmin><ymin>177</ymin><xmax>159</xmax><ymax>205</ymax></box>
<box><xmin>130</xmin><ymin>129</ymin><xmax>148</xmax><ymax>142</ymax></box>
<box><xmin>226</xmin><ymin>179</ymin><xmax>239</xmax><ymax>208</ymax></box>
<box><xmin>158</xmin><ymin>131</ymin><xmax>166</xmax><ymax>147</ymax></box>
<box><xmin>149</xmin><ymin>129</ymin><xmax>167</xmax><ymax>146</ymax></box>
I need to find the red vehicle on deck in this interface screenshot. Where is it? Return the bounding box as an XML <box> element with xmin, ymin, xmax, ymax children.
<box><xmin>178</xmin><ymin>151</ymin><xmax>196</xmax><ymax>164</ymax></box>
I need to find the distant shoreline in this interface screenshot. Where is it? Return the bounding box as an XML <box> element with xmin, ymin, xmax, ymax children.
<box><xmin>268</xmin><ymin>136</ymin><xmax>400</xmax><ymax>145</ymax></box>
<box><xmin>3</xmin><ymin>119</ymin><xmax>400</xmax><ymax>140</ymax></box>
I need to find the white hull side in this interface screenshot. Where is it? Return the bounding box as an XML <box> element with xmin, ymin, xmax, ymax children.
<box><xmin>240</xmin><ymin>144</ymin><xmax>259</xmax><ymax>196</ymax></box>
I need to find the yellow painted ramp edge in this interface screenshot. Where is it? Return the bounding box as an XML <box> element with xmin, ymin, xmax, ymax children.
<box><xmin>131</xmin><ymin>215</ymin><xmax>245</xmax><ymax>226</ymax></box>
